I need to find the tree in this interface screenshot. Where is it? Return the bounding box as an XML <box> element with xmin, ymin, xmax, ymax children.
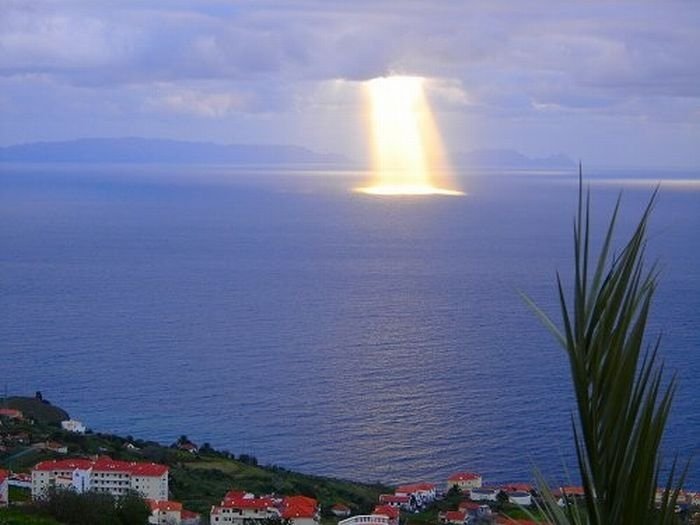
<box><xmin>36</xmin><ymin>488</ymin><xmax>119</xmax><ymax>525</ymax></box>
<box><xmin>524</xmin><ymin>174</ymin><xmax>688</xmax><ymax>524</ymax></box>
<box><xmin>116</xmin><ymin>490</ymin><xmax>151</xmax><ymax>525</ymax></box>
<box><xmin>35</xmin><ymin>488</ymin><xmax>150</xmax><ymax>525</ymax></box>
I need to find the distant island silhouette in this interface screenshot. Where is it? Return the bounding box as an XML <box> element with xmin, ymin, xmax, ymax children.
<box><xmin>0</xmin><ymin>137</ymin><xmax>346</xmax><ymax>165</ymax></box>
<box><xmin>0</xmin><ymin>138</ymin><xmax>574</xmax><ymax>169</ymax></box>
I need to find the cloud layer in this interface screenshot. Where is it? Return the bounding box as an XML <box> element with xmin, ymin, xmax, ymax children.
<box><xmin>1</xmin><ymin>1</ymin><xmax>699</xmax><ymax>165</ymax></box>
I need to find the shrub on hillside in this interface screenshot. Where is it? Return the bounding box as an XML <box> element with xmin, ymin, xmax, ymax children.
<box><xmin>34</xmin><ymin>488</ymin><xmax>150</xmax><ymax>525</ymax></box>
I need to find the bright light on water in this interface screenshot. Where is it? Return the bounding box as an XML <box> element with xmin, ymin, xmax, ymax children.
<box><xmin>356</xmin><ymin>76</ymin><xmax>464</xmax><ymax>196</ymax></box>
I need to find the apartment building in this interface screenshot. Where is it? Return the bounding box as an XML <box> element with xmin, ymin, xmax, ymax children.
<box><xmin>31</xmin><ymin>457</ymin><xmax>168</xmax><ymax>501</ymax></box>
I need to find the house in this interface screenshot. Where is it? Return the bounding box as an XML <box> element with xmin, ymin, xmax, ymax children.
<box><xmin>373</xmin><ymin>505</ymin><xmax>399</xmax><ymax>525</ymax></box>
<box><xmin>9</xmin><ymin>473</ymin><xmax>32</xmax><ymax>489</ymax></box>
<box><xmin>178</xmin><ymin>442</ymin><xmax>199</xmax><ymax>454</ymax></box>
<box><xmin>554</xmin><ymin>486</ymin><xmax>584</xmax><ymax>498</ymax></box>
<box><xmin>42</xmin><ymin>441</ymin><xmax>68</xmax><ymax>454</ymax></box>
<box><xmin>506</xmin><ymin>491</ymin><xmax>532</xmax><ymax>506</ymax></box>
<box><xmin>458</xmin><ymin>501</ymin><xmax>490</xmax><ymax>519</ymax></box>
<box><xmin>61</xmin><ymin>419</ymin><xmax>86</xmax><ymax>434</ymax></box>
<box><xmin>500</xmin><ymin>483</ymin><xmax>533</xmax><ymax>493</ymax></box>
<box><xmin>281</xmin><ymin>495</ymin><xmax>319</xmax><ymax>525</ymax></box>
<box><xmin>0</xmin><ymin>408</ymin><xmax>23</xmax><ymax>420</ymax></box>
<box><xmin>31</xmin><ymin>457</ymin><xmax>168</xmax><ymax>501</ymax></box>
<box><xmin>146</xmin><ymin>500</ymin><xmax>200</xmax><ymax>525</ymax></box>
<box><xmin>210</xmin><ymin>493</ymin><xmax>279</xmax><ymax>524</ymax></box>
<box><xmin>148</xmin><ymin>500</ymin><xmax>183</xmax><ymax>525</ymax></box>
<box><xmin>379</xmin><ymin>494</ymin><xmax>412</xmax><ymax>511</ymax></box>
<box><xmin>439</xmin><ymin>510</ymin><xmax>467</xmax><ymax>524</ymax></box>
<box><xmin>654</xmin><ymin>487</ymin><xmax>690</xmax><ymax>507</ymax></box>
<box><xmin>447</xmin><ymin>472</ymin><xmax>482</xmax><ymax>492</ymax></box>
<box><xmin>690</xmin><ymin>492</ymin><xmax>700</xmax><ymax>507</ymax></box>
<box><xmin>0</xmin><ymin>469</ymin><xmax>9</xmax><ymax>507</ymax></box>
<box><xmin>458</xmin><ymin>501</ymin><xmax>481</xmax><ymax>512</ymax></box>
<box><xmin>468</xmin><ymin>487</ymin><xmax>499</xmax><ymax>502</ymax></box>
<box><xmin>554</xmin><ymin>486</ymin><xmax>585</xmax><ymax>507</ymax></box>
<box><xmin>331</xmin><ymin>504</ymin><xmax>351</xmax><ymax>517</ymax></box>
<box><xmin>395</xmin><ymin>482</ymin><xmax>437</xmax><ymax>507</ymax></box>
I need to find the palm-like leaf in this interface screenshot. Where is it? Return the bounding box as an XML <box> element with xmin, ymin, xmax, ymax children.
<box><xmin>524</xmin><ymin>170</ymin><xmax>687</xmax><ymax>524</ymax></box>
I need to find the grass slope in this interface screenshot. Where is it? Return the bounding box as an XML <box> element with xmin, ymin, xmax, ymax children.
<box><xmin>1</xmin><ymin>398</ymin><xmax>68</xmax><ymax>425</ymax></box>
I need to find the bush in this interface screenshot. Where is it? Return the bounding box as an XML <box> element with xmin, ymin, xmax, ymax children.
<box><xmin>34</xmin><ymin>488</ymin><xmax>150</xmax><ymax>525</ymax></box>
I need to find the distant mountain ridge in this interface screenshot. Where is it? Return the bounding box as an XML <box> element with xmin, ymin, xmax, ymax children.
<box><xmin>456</xmin><ymin>148</ymin><xmax>575</xmax><ymax>168</ymax></box>
<box><xmin>0</xmin><ymin>138</ymin><xmax>575</xmax><ymax>168</ymax></box>
<box><xmin>0</xmin><ymin>137</ymin><xmax>346</xmax><ymax>164</ymax></box>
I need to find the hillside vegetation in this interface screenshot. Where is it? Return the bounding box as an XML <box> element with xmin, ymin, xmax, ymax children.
<box><xmin>1</xmin><ymin>397</ymin><xmax>388</xmax><ymax>517</ymax></box>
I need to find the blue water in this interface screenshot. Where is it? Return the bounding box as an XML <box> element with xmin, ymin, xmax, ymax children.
<box><xmin>1</xmin><ymin>165</ymin><xmax>698</xmax><ymax>487</ymax></box>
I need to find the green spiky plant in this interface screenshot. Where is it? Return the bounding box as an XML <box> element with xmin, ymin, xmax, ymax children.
<box><xmin>523</xmin><ymin>171</ymin><xmax>688</xmax><ymax>524</ymax></box>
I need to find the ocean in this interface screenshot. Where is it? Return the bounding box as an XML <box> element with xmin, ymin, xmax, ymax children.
<box><xmin>1</xmin><ymin>164</ymin><xmax>698</xmax><ymax>487</ymax></box>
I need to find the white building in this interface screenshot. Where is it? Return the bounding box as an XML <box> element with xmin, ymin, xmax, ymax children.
<box><xmin>468</xmin><ymin>488</ymin><xmax>499</xmax><ymax>502</ymax></box>
<box><xmin>378</xmin><ymin>494</ymin><xmax>412</xmax><ymax>511</ymax></box>
<box><xmin>31</xmin><ymin>457</ymin><xmax>168</xmax><ymax>501</ymax></box>
<box><xmin>8</xmin><ymin>473</ymin><xmax>32</xmax><ymax>489</ymax></box>
<box><xmin>506</xmin><ymin>491</ymin><xmax>532</xmax><ymax>506</ymax></box>
<box><xmin>61</xmin><ymin>419</ymin><xmax>87</xmax><ymax>434</ymax></box>
<box><xmin>147</xmin><ymin>500</ymin><xmax>200</xmax><ymax>525</ymax></box>
<box><xmin>210</xmin><ymin>493</ymin><xmax>279</xmax><ymax>525</ymax></box>
<box><xmin>447</xmin><ymin>472</ymin><xmax>482</xmax><ymax>492</ymax></box>
<box><xmin>210</xmin><ymin>492</ymin><xmax>318</xmax><ymax>525</ymax></box>
<box><xmin>338</xmin><ymin>515</ymin><xmax>390</xmax><ymax>525</ymax></box>
<box><xmin>148</xmin><ymin>500</ymin><xmax>183</xmax><ymax>525</ymax></box>
<box><xmin>0</xmin><ymin>469</ymin><xmax>9</xmax><ymax>507</ymax></box>
<box><xmin>395</xmin><ymin>482</ymin><xmax>437</xmax><ymax>507</ymax></box>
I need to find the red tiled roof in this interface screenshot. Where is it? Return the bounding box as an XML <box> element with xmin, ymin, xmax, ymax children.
<box><xmin>0</xmin><ymin>409</ymin><xmax>23</xmax><ymax>418</ymax></box>
<box><xmin>10</xmin><ymin>473</ymin><xmax>30</xmax><ymax>482</ymax></box>
<box><xmin>33</xmin><ymin>457</ymin><xmax>167</xmax><ymax>477</ymax></box>
<box><xmin>332</xmin><ymin>504</ymin><xmax>350</xmax><ymax>511</ymax></box>
<box><xmin>501</xmin><ymin>483</ymin><xmax>533</xmax><ymax>493</ymax></box>
<box><xmin>554</xmin><ymin>486</ymin><xmax>585</xmax><ymax>497</ymax></box>
<box><xmin>396</xmin><ymin>482</ymin><xmax>436</xmax><ymax>493</ymax></box>
<box><xmin>448</xmin><ymin>472</ymin><xmax>481</xmax><ymax>482</ymax></box>
<box><xmin>379</xmin><ymin>495</ymin><xmax>410</xmax><ymax>504</ymax></box>
<box><xmin>181</xmin><ymin>509</ymin><xmax>200</xmax><ymax>519</ymax></box>
<box><xmin>221</xmin><ymin>496</ymin><xmax>275</xmax><ymax>510</ymax></box>
<box><xmin>128</xmin><ymin>462</ymin><xmax>168</xmax><ymax>476</ymax></box>
<box><xmin>444</xmin><ymin>510</ymin><xmax>467</xmax><ymax>522</ymax></box>
<box><xmin>91</xmin><ymin>457</ymin><xmax>131</xmax><ymax>473</ymax></box>
<box><xmin>284</xmin><ymin>496</ymin><xmax>317</xmax><ymax>507</ymax></box>
<box><xmin>282</xmin><ymin>496</ymin><xmax>318</xmax><ymax>519</ymax></box>
<box><xmin>373</xmin><ymin>505</ymin><xmax>399</xmax><ymax>519</ymax></box>
<box><xmin>0</xmin><ymin>469</ymin><xmax>9</xmax><ymax>484</ymax></box>
<box><xmin>34</xmin><ymin>459</ymin><xmax>94</xmax><ymax>472</ymax></box>
<box><xmin>147</xmin><ymin>500</ymin><xmax>183</xmax><ymax>512</ymax></box>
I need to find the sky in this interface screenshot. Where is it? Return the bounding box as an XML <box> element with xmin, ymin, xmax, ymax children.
<box><xmin>1</xmin><ymin>1</ymin><xmax>699</xmax><ymax>167</ymax></box>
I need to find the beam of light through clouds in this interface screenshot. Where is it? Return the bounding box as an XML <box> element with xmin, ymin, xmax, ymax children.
<box><xmin>357</xmin><ymin>76</ymin><xmax>463</xmax><ymax>196</ymax></box>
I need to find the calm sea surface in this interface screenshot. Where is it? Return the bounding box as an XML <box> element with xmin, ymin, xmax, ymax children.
<box><xmin>1</xmin><ymin>165</ymin><xmax>699</xmax><ymax>487</ymax></box>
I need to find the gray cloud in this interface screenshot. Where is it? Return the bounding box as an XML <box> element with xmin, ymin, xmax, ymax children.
<box><xmin>1</xmin><ymin>1</ymin><xmax>699</xmax><ymax>165</ymax></box>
